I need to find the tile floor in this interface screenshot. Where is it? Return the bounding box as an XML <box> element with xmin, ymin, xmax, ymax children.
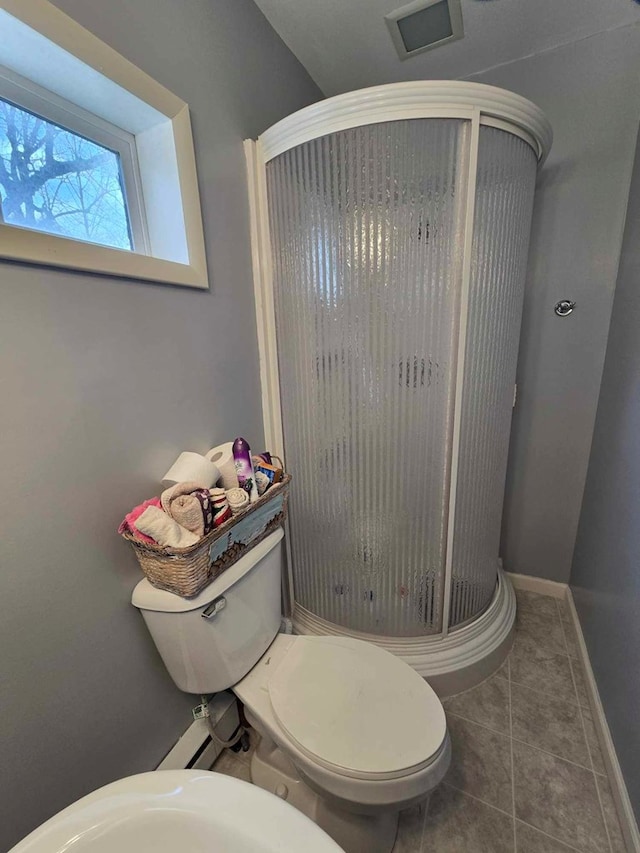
<box><xmin>212</xmin><ymin>590</ymin><xmax>628</xmax><ymax>853</ymax></box>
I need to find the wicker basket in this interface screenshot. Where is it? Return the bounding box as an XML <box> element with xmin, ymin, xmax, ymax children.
<box><xmin>122</xmin><ymin>475</ymin><xmax>290</xmax><ymax>598</ymax></box>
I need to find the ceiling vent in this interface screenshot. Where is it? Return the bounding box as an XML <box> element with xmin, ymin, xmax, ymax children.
<box><xmin>385</xmin><ymin>0</ymin><xmax>464</xmax><ymax>60</ymax></box>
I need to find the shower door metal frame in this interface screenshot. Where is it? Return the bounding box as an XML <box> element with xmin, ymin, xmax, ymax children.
<box><xmin>245</xmin><ymin>81</ymin><xmax>552</xmax><ymax>641</ymax></box>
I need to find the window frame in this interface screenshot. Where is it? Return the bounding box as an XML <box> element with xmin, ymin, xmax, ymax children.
<box><xmin>0</xmin><ymin>64</ymin><xmax>151</xmax><ymax>254</ymax></box>
<box><xmin>0</xmin><ymin>0</ymin><xmax>209</xmax><ymax>289</ymax></box>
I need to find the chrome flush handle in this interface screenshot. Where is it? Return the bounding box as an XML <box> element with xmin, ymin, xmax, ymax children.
<box><xmin>201</xmin><ymin>596</ymin><xmax>226</xmax><ymax>619</ymax></box>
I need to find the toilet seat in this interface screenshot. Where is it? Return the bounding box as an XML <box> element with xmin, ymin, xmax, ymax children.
<box><xmin>236</xmin><ymin>634</ymin><xmax>447</xmax><ymax>784</ymax></box>
<box><xmin>267</xmin><ymin>635</ymin><xmax>446</xmax><ymax>781</ymax></box>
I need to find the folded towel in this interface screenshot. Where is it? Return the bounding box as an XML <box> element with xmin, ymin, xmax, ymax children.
<box><xmin>135</xmin><ymin>505</ymin><xmax>199</xmax><ymax>549</ymax></box>
<box><xmin>225</xmin><ymin>486</ymin><xmax>249</xmax><ymax>514</ymax></box>
<box><xmin>161</xmin><ymin>481</ymin><xmax>214</xmax><ymax>537</ymax></box>
<box><xmin>210</xmin><ymin>487</ymin><xmax>232</xmax><ymax>526</ymax></box>
<box><xmin>118</xmin><ymin>497</ymin><xmax>162</xmax><ymax>544</ymax></box>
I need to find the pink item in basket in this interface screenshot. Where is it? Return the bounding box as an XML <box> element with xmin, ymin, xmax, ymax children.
<box><xmin>118</xmin><ymin>497</ymin><xmax>163</xmax><ymax>544</ymax></box>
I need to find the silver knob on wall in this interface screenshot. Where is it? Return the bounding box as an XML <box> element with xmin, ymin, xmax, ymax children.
<box><xmin>554</xmin><ymin>300</ymin><xmax>576</xmax><ymax>317</ymax></box>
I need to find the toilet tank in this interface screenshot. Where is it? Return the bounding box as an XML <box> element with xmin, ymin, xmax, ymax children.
<box><xmin>131</xmin><ymin>529</ymin><xmax>284</xmax><ymax>694</ymax></box>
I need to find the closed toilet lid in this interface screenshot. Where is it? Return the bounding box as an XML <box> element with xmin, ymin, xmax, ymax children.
<box><xmin>268</xmin><ymin>636</ymin><xmax>447</xmax><ymax>778</ymax></box>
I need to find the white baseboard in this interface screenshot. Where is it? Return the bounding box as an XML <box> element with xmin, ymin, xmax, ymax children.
<box><xmin>156</xmin><ymin>717</ymin><xmax>221</xmax><ymax>771</ymax></box>
<box><xmin>156</xmin><ymin>692</ymin><xmax>239</xmax><ymax>772</ymax></box>
<box><xmin>566</xmin><ymin>589</ymin><xmax>640</xmax><ymax>853</ymax></box>
<box><xmin>506</xmin><ymin>571</ymin><xmax>568</xmax><ymax>599</ymax></box>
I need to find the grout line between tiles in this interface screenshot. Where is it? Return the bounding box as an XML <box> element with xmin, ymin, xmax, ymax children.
<box><xmin>446</xmin><ymin>710</ymin><xmax>595</xmax><ymax>774</ymax></box>
<box><xmin>441</xmin><ymin>782</ymin><xmax>515</xmax><ymax>820</ymax></box>
<box><xmin>558</xmin><ymin>599</ymin><xmax>614</xmax><ymax>853</ymax></box>
<box><xmin>444</xmin><ymin>660</ymin><xmax>510</xmax><ymax>701</ymax></box>
<box><xmin>446</xmin><ymin>710</ymin><xmax>510</xmax><ymax>738</ymax></box>
<box><xmin>418</xmin><ymin>791</ymin><xmax>432</xmax><ymax>853</ymax></box>
<box><xmin>442</xmin><ymin>596</ymin><xmax>616</xmax><ymax>853</ymax></box>
<box><xmin>594</xmin><ymin>764</ymin><xmax>614</xmax><ymax>853</ymax></box>
<box><xmin>515</xmin><ymin>817</ymin><xmax>587</xmax><ymax>853</ymax></box>
<box><xmin>568</xmin><ymin>657</ymin><xmax>592</xmax><ymax>709</ymax></box>
<box><xmin>511</xmin><ymin>607</ymin><xmax>581</xmax><ymax>708</ymax></box>
<box><xmin>509</xmin><ymin>676</ymin><xmax>586</xmax><ymax>716</ymax></box>
<box><xmin>510</xmin><ymin>735</ymin><xmax>600</xmax><ymax>774</ymax></box>
<box><xmin>509</xmin><ymin>663</ymin><xmax>517</xmax><ymax>852</ymax></box>
<box><xmin>560</xmin><ymin>602</ymin><xmax>594</xmax><ymax>771</ymax></box>
<box><xmin>509</xmin><ymin>663</ymin><xmax>586</xmax><ymax>710</ymax></box>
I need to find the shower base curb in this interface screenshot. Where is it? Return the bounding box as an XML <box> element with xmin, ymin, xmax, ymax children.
<box><xmin>292</xmin><ymin>570</ymin><xmax>516</xmax><ymax>698</ymax></box>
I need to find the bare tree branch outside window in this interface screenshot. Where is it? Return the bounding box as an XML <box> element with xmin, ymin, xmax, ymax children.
<box><xmin>0</xmin><ymin>98</ymin><xmax>132</xmax><ymax>250</ymax></box>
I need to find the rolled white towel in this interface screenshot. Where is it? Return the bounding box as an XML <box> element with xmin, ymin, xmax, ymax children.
<box><xmin>226</xmin><ymin>487</ymin><xmax>249</xmax><ymax>514</ymax></box>
<box><xmin>136</xmin><ymin>505</ymin><xmax>199</xmax><ymax>548</ymax></box>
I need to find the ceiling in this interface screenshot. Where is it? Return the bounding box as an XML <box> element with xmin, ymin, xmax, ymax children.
<box><xmin>253</xmin><ymin>0</ymin><xmax>640</xmax><ymax>96</ymax></box>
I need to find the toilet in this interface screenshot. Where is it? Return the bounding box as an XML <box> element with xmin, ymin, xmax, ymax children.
<box><xmin>132</xmin><ymin>529</ymin><xmax>451</xmax><ymax>853</ymax></box>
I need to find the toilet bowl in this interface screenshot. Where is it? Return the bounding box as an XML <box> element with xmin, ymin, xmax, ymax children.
<box><xmin>132</xmin><ymin>529</ymin><xmax>451</xmax><ymax>853</ymax></box>
<box><xmin>235</xmin><ymin>633</ymin><xmax>451</xmax><ymax>853</ymax></box>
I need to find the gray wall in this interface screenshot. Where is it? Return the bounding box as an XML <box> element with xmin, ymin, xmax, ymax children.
<box><xmin>570</xmin><ymin>126</ymin><xmax>640</xmax><ymax>819</ymax></box>
<box><xmin>470</xmin><ymin>25</ymin><xmax>640</xmax><ymax>581</ymax></box>
<box><xmin>0</xmin><ymin>1</ymin><xmax>321</xmax><ymax>848</ymax></box>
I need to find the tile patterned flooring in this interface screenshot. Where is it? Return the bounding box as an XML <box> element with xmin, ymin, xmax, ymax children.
<box><xmin>213</xmin><ymin>590</ymin><xmax>628</xmax><ymax>853</ymax></box>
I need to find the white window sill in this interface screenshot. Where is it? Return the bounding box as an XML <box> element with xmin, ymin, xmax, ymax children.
<box><xmin>0</xmin><ymin>224</ymin><xmax>207</xmax><ymax>289</ymax></box>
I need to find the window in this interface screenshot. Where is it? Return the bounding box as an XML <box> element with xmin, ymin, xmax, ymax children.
<box><xmin>0</xmin><ymin>1</ymin><xmax>208</xmax><ymax>288</ymax></box>
<box><xmin>0</xmin><ymin>97</ymin><xmax>133</xmax><ymax>250</ymax></box>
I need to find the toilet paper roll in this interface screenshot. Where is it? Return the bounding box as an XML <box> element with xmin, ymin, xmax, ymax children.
<box><xmin>206</xmin><ymin>442</ymin><xmax>239</xmax><ymax>490</ymax></box>
<box><xmin>161</xmin><ymin>452</ymin><xmax>220</xmax><ymax>489</ymax></box>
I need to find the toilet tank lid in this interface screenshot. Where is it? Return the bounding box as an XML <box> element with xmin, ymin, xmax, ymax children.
<box><xmin>131</xmin><ymin>528</ymin><xmax>284</xmax><ymax>613</ymax></box>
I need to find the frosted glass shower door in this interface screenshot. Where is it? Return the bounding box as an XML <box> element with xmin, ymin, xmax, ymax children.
<box><xmin>267</xmin><ymin>119</ymin><xmax>470</xmax><ymax>636</ymax></box>
<box><xmin>447</xmin><ymin>128</ymin><xmax>537</xmax><ymax>628</ymax></box>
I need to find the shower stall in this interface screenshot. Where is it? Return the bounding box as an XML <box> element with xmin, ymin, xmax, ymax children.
<box><xmin>245</xmin><ymin>82</ymin><xmax>552</xmax><ymax>693</ymax></box>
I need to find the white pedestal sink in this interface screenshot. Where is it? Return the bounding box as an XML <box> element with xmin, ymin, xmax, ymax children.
<box><xmin>9</xmin><ymin>770</ymin><xmax>345</xmax><ymax>852</ymax></box>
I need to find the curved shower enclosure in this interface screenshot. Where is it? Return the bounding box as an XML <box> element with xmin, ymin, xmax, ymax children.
<box><xmin>245</xmin><ymin>82</ymin><xmax>552</xmax><ymax>693</ymax></box>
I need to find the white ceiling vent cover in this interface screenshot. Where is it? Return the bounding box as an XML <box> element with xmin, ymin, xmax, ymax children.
<box><xmin>385</xmin><ymin>0</ymin><xmax>464</xmax><ymax>60</ymax></box>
